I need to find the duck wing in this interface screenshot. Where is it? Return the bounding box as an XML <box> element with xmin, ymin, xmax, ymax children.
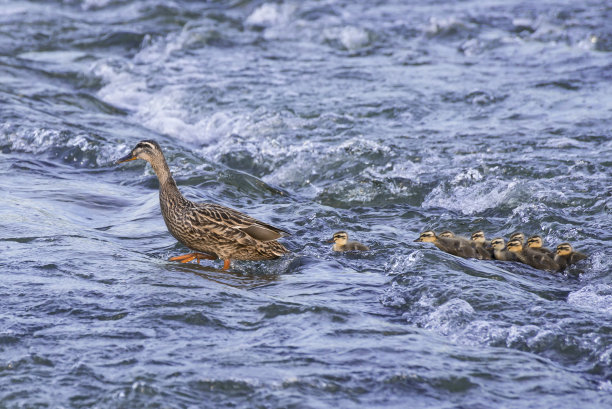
<box><xmin>193</xmin><ymin>202</ymin><xmax>290</xmax><ymax>241</ymax></box>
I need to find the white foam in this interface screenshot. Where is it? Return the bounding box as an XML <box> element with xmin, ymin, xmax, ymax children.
<box><xmin>384</xmin><ymin>251</ymin><xmax>424</xmax><ymax>275</ymax></box>
<box><xmin>567</xmin><ymin>284</ymin><xmax>612</xmax><ymax>314</ymax></box>
<box><xmin>423</xmin><ymin>177</ymin><xmax>518</xmax><ymax>215</ymax></box>
<box><xmin>81</xmin><ymin>0</ymin><xmax>114</xmax><ymax>10</ymax></box>
<box><xmin>423</xmin><ymin>298</ymin><xmax>475</xmax><ymax>336</ymax></box>
<box><xmin>339</xmin><ymin>26</ymin><xmax>370</xmax><ymax>50</ymax></box>
<box><xmin>18</xmin><ymin>50</ymin><xmax>88</xmax><ymax>64</ymax></box>
<box><xmin>247</xmin><ymin>3</ymin><xmax>287</xmax><ymax>27</ymax></box>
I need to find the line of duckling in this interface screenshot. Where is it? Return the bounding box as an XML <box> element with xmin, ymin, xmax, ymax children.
<box><xmin>116</xmin><ymin>140</ymin><xmax>587</xmax><ymax>273</ymax></box>
<box><xmin>414</xmin><ymin>230</ymin><xmax>587</xmax><ymax>272</ymax></box>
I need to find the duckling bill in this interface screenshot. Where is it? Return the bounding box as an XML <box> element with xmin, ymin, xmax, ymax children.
<box><xmin>117</xmin><ymin>140</ymin><xmax>290</xmax><ymax>270</ymax></box>
<box><xmin>329</xmin><ymin>231</ymin><xmax>369</xmax><ymax>251</ymax></box>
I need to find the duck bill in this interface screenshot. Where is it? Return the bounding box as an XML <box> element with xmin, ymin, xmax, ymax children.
<box><xmin>326</xmin><ymin>239</ymin><xmax>335</xmax><ymax>243</ymax></box>
<box><xmin>413</xmin><ymin>238</ymin><xmax>422</xmax><ymax>242</ymax></box>
<box><xmin>116</xmin><ymin>153</ymin><xmax>137</xmax><ymax>164</ymax></box>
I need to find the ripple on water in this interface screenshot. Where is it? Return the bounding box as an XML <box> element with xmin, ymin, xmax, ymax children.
<box><xmin>567</xmin><ymin>284</ymin><xmax>612</xmax><ymax>315</ymax></box>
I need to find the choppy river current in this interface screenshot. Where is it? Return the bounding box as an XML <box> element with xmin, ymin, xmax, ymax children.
<box><xmin>1</xmin><ymin>1</ymin><xmax>611</xmax><ymax>408</ymax></box>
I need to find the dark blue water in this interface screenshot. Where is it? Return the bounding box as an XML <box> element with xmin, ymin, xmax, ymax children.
<box><xmin>1</xmin><ymin>1</ymin><xmax>611</xmax><ymax>407</ymax></box>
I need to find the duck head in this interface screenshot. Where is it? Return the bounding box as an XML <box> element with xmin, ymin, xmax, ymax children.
<box><xmin>116</xmin><ymin>140</ymin><xmax>164</xmax><ymax>165</ymax></box>
<box><xmin>471</xmin><ymin>230</ymin><xmax>486</xmax><ymax>244</ymax></box>
<box><xmin>556</xmin><ymin>242</ymin><xmax>573</xmax><ymax>256</ymax></box>
<box><xmin>329</xmin><ymin>231</ymin><xmax>348</xmax><ymax>246</ymax></box>
<box><xmin>490</xmin><ymin>237</ymin><xmax>505</xmax><ymax>250</ymax></box>
<box><xmin>526</xmin><ymin>235</ymin><xmax>544</xmax><ymax>249</ymax></box>
<box><xmin>415</xmin><ymin>230</ymin><xmax>436</xmax><ymax>242</ymax></box>
<box><xmin>509</xmin><ymin>232</ymin><xmax>525</xmax><ymax>245</ymax></box>
<box><xmin>506</xmin><ymin>238</ymin><xmax>523</xmax><ymax>253</ymax></box>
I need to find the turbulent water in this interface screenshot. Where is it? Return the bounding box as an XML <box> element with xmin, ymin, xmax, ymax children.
<box><xmin>1</xmin><ymin>0</ymin><xmax>611</xmax><ymax>407</ymax></box>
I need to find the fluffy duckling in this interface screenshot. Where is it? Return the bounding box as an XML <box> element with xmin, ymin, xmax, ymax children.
<box><xmin>509</xmin><ymin>232</ymin><xmax>525</xmax><ymax>245</ymax></box>
<box><xmin>439</xmin><ymin>231</ymin><xmax>455</xmax><ymax>239</ymax></box>
<box><xmin>490</xmin><ymin>238</ymin><xmax>519</xmax><ymax>262</ymax></box>
<box><xmin>507</xmin><ymin>238</ymin><xmax>559</xmax><ymax>271</ymax></box>
<box><xmin>329</xmin><ymin>231</ymin><xmax>369</xmax><ymax>252</ymax></box>
<box><xmin>470</xmin><ymin>230</ymin><xmax>492</xmax><ymax>260</ymax></box>
<box><xmin>554</xmin><ymin>242</ymin><xmax>588</xmax><ymax>270</ymax></box>
<box><xmin>414</xmin><ymin>230</ymin><xmax>479</xmax><ymax>259</ymax></box>
<box><xmin>526</xmin><ymin>235</ymin><xmax>555</xmax><ymax>257</ymax></box>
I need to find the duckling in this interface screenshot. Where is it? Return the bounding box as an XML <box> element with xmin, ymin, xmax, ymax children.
<box><xmin>414</xmin><ymin>230</ymin><xmax>479</xmax><ymax>259</ymax></box>
<box><xmin>329</xmin><ymin>231</ymin><xmax>369</xmax><ymax>252</ymax></box>
<box><xmin>116</xmin><ymin>140</ymin><xmax>289</xmax><ymax>270</ymax></box>
<box><xmin>507</xmin><ymin>238</ymin><xmax>559</xmax><ymax>271</ymax></box>
<box><xmin>470</xmin><ymin>230</ymin><xmax>492</xmax><ymax>260</ymax></box>
<box><xmin>490</xmin><ymin>237</ymin><xmax>519</xmax><ymax>262</ymax></box>
<box><xmin>439</xmin><ymin>231</ymin><xmax>455</xmax><ymax>239</ymax></box>
<box><xmin>554</xmin><ymin>242</ymin><xmax>588</xmax><ymax>270</ymax></box>
<box><xmin>526</xmin><ymin>235</ymin><xmax>554</xmax><ymax>257</ymax></box>
<box><xmin>509</xmin><ymin>232</ymin><xmax>525</xmax><ymax>245</ymax></box>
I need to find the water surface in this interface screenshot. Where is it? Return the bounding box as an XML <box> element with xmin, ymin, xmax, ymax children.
<box><xmin>1</xmin><ymin>0</ymin><xmax>611</xmax><ymax>408</ymax></box>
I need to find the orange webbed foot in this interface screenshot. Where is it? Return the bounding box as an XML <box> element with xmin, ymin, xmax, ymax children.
<box><xmin>223</xmin><ymin>259</ymin><xmax>231</xmax><ymax>270</ymax></box>
<box><xmin>169</xmin><ymin>252</ymin><xmax>217</xmax><ymax>264</ymax></box>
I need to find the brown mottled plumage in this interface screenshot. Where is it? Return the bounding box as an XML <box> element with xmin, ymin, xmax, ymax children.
<box><xmin>116</xmin><ymin>140</ymin><xmax>289</xmax><ymax>270</ymax></box>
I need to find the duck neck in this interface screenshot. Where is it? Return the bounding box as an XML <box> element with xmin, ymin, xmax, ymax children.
<box><xmin>150</xmin><ymin>156</ymin><xmax>182</xmax><ymax>199</ymax></box>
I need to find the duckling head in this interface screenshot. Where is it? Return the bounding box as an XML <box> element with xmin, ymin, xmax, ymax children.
<box><xmin>471</xmin><ymin>230</ymin><xmax>486</xmax><ymax>244</ymax></box>
<box><xmin>490</xmin><ymin>238</ymin><xmax>505</xmax><ymax>250</ymax></box>
<box><xmin>117</xmin><ymin>140</ymin><xmax>164</xmax><ymax>166</ymax></box>
<box><xmin>527</xmin><ymin>235</ymin><xmax>543</xmax><ymax>249</ymax></box>
<box><xmin>329</xmin><ymin>231</ymin><xmax>348</xmax><ymax>246</ymax></box>
<box><xmin>506</xmin><ymin>238</ymin><xmax>523</xmax><ymax>253</ymax></box>
<box><xmin>556</xmin><ymin>242</ymin><xmax>573</xmax><ymax>256</ymax></box>
<box><xmin>509</xmin><ymin>232</ymin><xmax>525</xmax><ymax>244</ymax></box>
<box><xmin>414</xmin><ymin>230</ymin><xmax>436</xmax><ymax>242</ymax></box>
<box><xmin>439</xmin><ymin>231</ymin><xmax>455</xmax><ymax>238</ymax></box>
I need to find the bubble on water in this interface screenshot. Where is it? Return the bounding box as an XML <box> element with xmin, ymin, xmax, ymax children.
<box><xmin>380</xmin><ymin>282</ymin><xmax>411</xmax><ymax>308</ymax></box>
<box><xmin>599</xmin><ymin>380</ymin><xmax>612</xmax><ymax>391</ymax></box>
<box><xmin>506</xmin><ymin>324</ymin><xmax>541</xmax><ymax>348</ymax></box>
<box><xmin>81</xmin><ymin>0</ymin><xmax>113</xmax><ymax>11</ymax></box>
<box><xmin>339</xmin><ymin>26</ymin><xmax>371</xmax><ymax>50</ymax></box>
<box><xmin>459</xmin><ymin>320</ymin><xmax>508</xmax><ymax>346</ymax></box>
<box><xmin>246</xmin><ymin>3</ymin><xmax>296</xmax><ymax>28</ymax></box>
<box><xmin>567</xmin><ymin>284</ymin><xmax>612</xmax><ymax>315</ymax></box>
<box><xmin>425</xmin><ymin>17</ymin><xmax>472</xmax><ymax>37</ymax></box>
<box><xmin>384</xmin><ymin>251</ymin><xmax>424</xmax><ymax>275</ymax></box>
<box><xmin>423</xmin><ymin>298</ymin><xmax>475</xmax><ymax>336</ymax></box>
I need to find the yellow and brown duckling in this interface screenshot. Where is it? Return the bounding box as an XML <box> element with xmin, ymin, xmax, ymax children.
<box><xmin>507</xmin><ymin>238</ymin><xmax>559</xmax><ymax>271</ymax></box>
<box><xmin>470</xmin><ymin>230</ymin><xmax>492</xmax><ymax>260</ymax></box>
<box><xmin>526</xmin><ymin>235</ymin><xmax>555</xmax><ymax>257</ymax></box>
<box><xmin>509</xmin><ymin>232</ymin><xmax>525</xmax><ymax>245</ymax></box>
<box><xmin>490</xmin><ymin>237</ymin><xmax>519</xmax><ymax>262</ymax></box>
<box><xmin>554</xmin><ymin>242</ymin><xmax>588</xmax><ymax>270</ymax></box>
<box><xmin>414</xmin><ymin>230</ymin><xmax>479</xmax><ymax>259</ymax></box>
<box><xmin>329</xmin><ymin>231</ymin><xmax>369</xmax><ymax>251</ymax></box>
<box><xmin>116</xmin><ymin>140</ymin><xmax>289</xmax><ymax>270</ymax></box>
